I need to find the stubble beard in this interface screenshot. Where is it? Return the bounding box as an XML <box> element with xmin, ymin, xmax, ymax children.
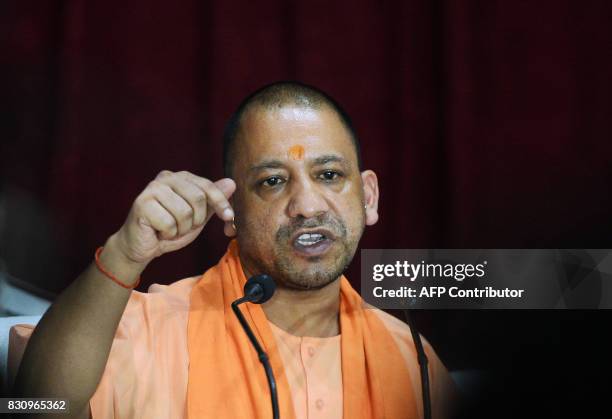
<box><xmin>270</xmin><ymin>215</ymin><xmax>363</xmax><ymax>290</ymax></box>
<box><xmin>270</xmin><ymin>244</ymin><xmax>348</xmax><ymax>290</ymax></box>
<box><xmin>238</xmin><ymin>212</ymin><xmax>365</xmax><ymax>291</ymax></box>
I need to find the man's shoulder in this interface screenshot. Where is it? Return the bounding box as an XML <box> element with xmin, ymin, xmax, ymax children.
<box><xmin>145</xmin><ymin>275</ymin><xmax>201</xmax><ymax>297</ymax></box>
<box><xmin>124</xmin><ymin>275</ymin><xmax>202</xmax><ymax>314</ymax></box>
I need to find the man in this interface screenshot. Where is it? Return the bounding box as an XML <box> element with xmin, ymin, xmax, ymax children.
<box><xmin>14</xmin><ymin>82</ymin><xmax>457</xmax><ymax>418</ymax></box>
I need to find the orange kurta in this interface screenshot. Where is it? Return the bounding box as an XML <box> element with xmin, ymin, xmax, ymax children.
<box><xmin>10</xmin><ymin>241</ymin><xmax>456</xmax><ymax>419</ymax></box>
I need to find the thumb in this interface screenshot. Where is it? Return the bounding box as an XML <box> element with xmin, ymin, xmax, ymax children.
<box><xmin>214</xmin><ymin>178</ymin><xmax>237</xmax><ymax>199</ymax></box>
<box><xmin>214</xmin><ymin>178</ymin><xmax>236</xmax><ymax>237</ymax></box>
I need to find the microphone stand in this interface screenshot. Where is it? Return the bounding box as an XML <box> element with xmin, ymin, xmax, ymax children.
<box><xmin>403</xmin><ymin>309</ymin><xmax>432</xmax><ymax>419</ymax></box>
<box><xmin>232</xmin><ymin>296</ymin><xmax>280</xmax><ymax>419</ymax></box>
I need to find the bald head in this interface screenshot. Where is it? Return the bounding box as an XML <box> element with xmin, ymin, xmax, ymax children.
<box><xmin>222</xmin><ymin>81</ymin><xmax>362</xmax><ymax>178</ymax></box>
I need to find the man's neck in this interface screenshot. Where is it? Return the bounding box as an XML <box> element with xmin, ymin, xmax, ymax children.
<box><xmin>261</xmin><ymin>280</ymin><xmax>341</xmax><ymax>338</ymax></box>
<box><xmin>238</xmin><ymin>253</ymin><xmax>341</xmax><ymax>338</ymax></box>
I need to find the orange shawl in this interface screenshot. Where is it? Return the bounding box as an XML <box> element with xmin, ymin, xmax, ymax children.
<box><xmin>187</xmin><ymin>240</ymin><xmax>418</xmax><ymax>418</ymax></box>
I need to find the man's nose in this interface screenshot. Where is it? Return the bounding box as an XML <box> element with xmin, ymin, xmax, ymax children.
<box><xmin>287</xmin><ymin>178</ymin><xmax>329</xmax><ymax>219</ymax></box>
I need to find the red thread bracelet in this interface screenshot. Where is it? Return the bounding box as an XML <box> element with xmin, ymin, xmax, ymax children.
<box><xmin>95</xmin><ymin>247</ymin><xmax>141</xmax><ymax>289</ymax></box>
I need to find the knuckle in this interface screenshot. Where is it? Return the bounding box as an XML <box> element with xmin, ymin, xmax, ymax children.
<box><xmin>193</xmin><ymin>190</ymin><xmax>207</xmax><ymax>204</ymax></box>
<box><xmin>133</xmin><ymin>193</ymin><xmax>152</xmax><ymax>213</ymax></box>
<box><xmin>147</xmin><ymin>180</ymin><xmax>162</xmax><ymax>191</ymax></box>
<box><xmin>177</xmin><ymin>207</ymin><xmax>193</xmax><ymax>222</ymax></box>
<box><xmin>156</xmin><ymin>170</ymin><xmax>173</xmax><ymax>179</ymax></box>
<box><xmin>159</xmin><ymin>217</ymin><xmax>175</xmax><ymax>231</ymax></box>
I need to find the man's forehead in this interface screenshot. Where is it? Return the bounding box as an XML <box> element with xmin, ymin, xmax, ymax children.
<box><xmin>236</xmin><ymin>105</ymin><xmax>356</xmax><ymax>168</ymax></box>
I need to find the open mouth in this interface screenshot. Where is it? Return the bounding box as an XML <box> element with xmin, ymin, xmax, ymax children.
<box><xmin>292</xmin><ymin>230</ymin><xmax>334</xmax><ymax>257</ymax></box>
<box><xmin>295</xmin><ymin>232</ymin><xmax>326</xmax><ymax>246</ymax></box>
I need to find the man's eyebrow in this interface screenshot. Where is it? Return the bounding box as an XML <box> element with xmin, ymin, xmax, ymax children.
<box><xmin>249</xmin><ymin>159</ymin><xmax>285</xmax><ymax>173</ymax></box>
<box><xmin>248</xmin><ymin>154</ymin><xmax>351</xmax><ymax>173</ymax></box>
<box><xmin>311</xmin><ymin>154</ymin><xmax>350</xmax><ymax>167</ymax></box>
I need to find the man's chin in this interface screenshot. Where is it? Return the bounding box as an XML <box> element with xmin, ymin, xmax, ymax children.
<box><xmin>280</xmin><ymin>274</ymin><xmax>340</xmax><ymax>291</ymax></box>
<box><xmin>274</xmin><ymin>260</ymin><xmax>346</xmax><ymax>290</ymax></box>
<box><xmin>272</xmin><ymin>242</ymin><xmax>354</xmax><ymax>289</ymax></box>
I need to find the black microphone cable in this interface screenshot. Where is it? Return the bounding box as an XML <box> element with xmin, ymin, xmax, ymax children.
<box><xmin>403</xmin><ymin>309</ymin><xmax>432</xmax><ymax>419</ymax></box>
<box><xmin>231</xmin><ymin>274</ymin><xmax>280</xmax><ymax>419</ymax></box>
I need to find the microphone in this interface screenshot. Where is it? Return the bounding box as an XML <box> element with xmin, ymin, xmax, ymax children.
<box><xmin>231</xmin><ymin>274</ymin><xmax>279</xmax><ymax>419</ymax></box>
<box><xmin>242</xmin><ymin>273</ymin><xmax>276</xmax><ymax>304</ymax></box>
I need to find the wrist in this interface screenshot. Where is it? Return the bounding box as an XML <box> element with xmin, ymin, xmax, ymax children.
<box><xmin>99</xmin><ymin>235</ymin><xmax>148</xmax><ymax>287</ymax></box>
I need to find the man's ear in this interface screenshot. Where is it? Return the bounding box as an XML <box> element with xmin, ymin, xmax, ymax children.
<box><xmin>361</xmin><ymin>170</ymin><xmax>379</xmax><ymax>226</ymax></box>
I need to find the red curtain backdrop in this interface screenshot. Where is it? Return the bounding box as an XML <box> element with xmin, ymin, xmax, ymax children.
<box><xmin>4</xmin><ymin>0</ymin><xmax>611</xmax><ymax>289</ymax></box>
<box><xmin>2</xmin><ymin>2</ymin><xmax>612</xmax><ymax>414</ymax></box>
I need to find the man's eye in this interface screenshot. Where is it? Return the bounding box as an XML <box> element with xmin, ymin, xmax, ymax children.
<box><xmin>262</xmin><ymin>176</ymin><xmax>284</xmax><ymax>187</ymax></box>
<box><xmin>320</xmin><ymin>170</ymin><xmax>340</xmax><ymax>181</ymax></box>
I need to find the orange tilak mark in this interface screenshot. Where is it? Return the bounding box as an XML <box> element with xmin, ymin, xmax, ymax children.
<box><xmin>288</xmin><ymin>145</ymin><xmax>305</xmax><ymax>160</ymax></box>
